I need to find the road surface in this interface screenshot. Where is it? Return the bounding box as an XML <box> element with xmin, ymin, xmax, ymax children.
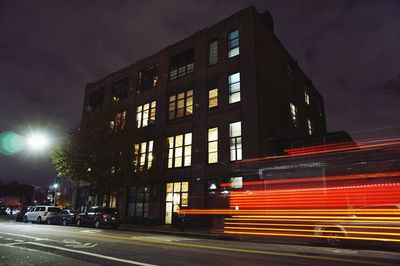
<box><xmin>0</xmin><ymin>217</ymin><xmax>399</xmax><ymax>265</ymax></box>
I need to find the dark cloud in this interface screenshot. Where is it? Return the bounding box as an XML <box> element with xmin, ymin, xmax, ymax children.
<box><xmin>1</xmin><ymin>0</ymin><xmax>399</xmax><ymax>187</ymax></box>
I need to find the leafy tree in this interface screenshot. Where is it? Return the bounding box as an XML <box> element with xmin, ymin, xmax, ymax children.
<box><xmin>51</xmin><ymin>105</ymin><xmax>137</xmax><ymax>205</ymax></box>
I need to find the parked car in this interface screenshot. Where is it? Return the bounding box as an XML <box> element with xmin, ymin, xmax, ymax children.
<box><xmin>76</xmin><ymin>206</ymin><xmax>119</xmax><ymax>229</ymax></box>
<box><xmin>16</xmin><ymin>206</ymin><xmax>33</xmax><ymax>222</ymax></box>
<box><xmin>23</xmin><ymin>205</ymin><xmax>61</xmax><ymax>223</ymax></box>
<box><xmin>47</xmin><ymin>209</ymin><xmax>77</xmax><ymax>225</ymax></box>
<box><xmin>314</xmin><ymin>204</ymin><xmax>400</xmax><ymax>246</ymax></box>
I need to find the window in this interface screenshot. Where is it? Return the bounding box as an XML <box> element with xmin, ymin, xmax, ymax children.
<box><xmin>307</xmin><ymin>119</ymin><xmax>313</xmax><ymax>135</ymax></box>
<box><xmin>169</xmin><ymin>49</ymin><xmax>194</xmax><ymax>80</ymax></box>
<box><xmin>167</xmin><ymin>133</ymin><xmax>192</xmax><ymax>168</ymax></box>
<box><xmin>165</xmin><ymin>182</ymin><xmax>189</xmax><ymax>224</ymax></box>
<box><xmin>136</xmin><ymin>101</ymin><xmax>156</xmax><ymax>128</ymax></box>
<box><xmin>229</xmin><ymin>122</ymin><xmax>242</xmax><ymax>161</ymax></box>
<box><xmin>228</xmin><ymin>72</ymin><xmax>240</xmax><ymax>104</ymax></box>
<box><xmin>287</xmin><ymin>65</ymin><xmax>294</xmax><ymax>88</ymax></box>
<box><xmin>168</xmin><ymin>90</ymin><xmax>193</xmax><ymax>120</ymax></box>
<box><xmin>138</xmin><ymin>65</ymin><xmax>158</xmax><ymax>91</ymax></box>
<box><xmin>304</xmin><ymin>90</ymin><xmax>310</xmax><ymax>105</ymax></box>
<box><xmin>290</xmin><ymin>102</ymin><xmax>297</xmax><ymax>126</ymax></box>
<box><xmin>208</xmin><ymin>88</ymin><xmax>218</xmax><ymax>109</ymax></box>
<box><xmin>208</xmin><ymin>127</ymin><xmax>218</xmax><ymax>164</ymax></box>
<box><xmin>230</xmin><ymin>177</ymin><xmax>243</xmax><ymax>189</ymax></box>
<box><xmin>84</xmin><ymin>87</ymin><xmax>104</xmax><ymax>112</ymax></box>
<box><xmin>208</xmin><ymin>40</ymin><xmax>218</xmax><ymax>65</ymax></box>
<box><xmin>228</xmin><ymin>29</ymin><xmax>239</xmax><ymax>58</ymax></box>
<box><xmin>111</xmin><ymin>77</ymin><xmax>129</xmax><ymax>102</ymax></box>
<box><xmin>109</xmin><ymin>111</ymin><xmax>127</xmax><ymax>132</ymax></box>
<box><xmin>127</xmin><ymin>186</ymin><xmax>150</xmax><ymax>218</ymax></box>
<box><xmin>133</xmin><ymin>140</ymin><xmax>154</xmax><ymax>172</ymax></box>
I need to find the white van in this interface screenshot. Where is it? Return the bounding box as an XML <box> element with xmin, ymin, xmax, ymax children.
<box><xmin>23</xmin><ymin>205</ymin><xmax>61</xmax><ymax>223</ymax></box>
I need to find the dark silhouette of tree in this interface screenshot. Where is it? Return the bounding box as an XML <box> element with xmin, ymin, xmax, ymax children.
<box><xmin>51</xmin><ymin>104</ymin><xmax>137</xmax><ymax>205</ymax></box>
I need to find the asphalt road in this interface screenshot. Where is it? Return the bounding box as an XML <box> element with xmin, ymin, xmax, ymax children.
<box><xmin>0</xmin><ymin>217</ymin><xmax>399</xmax><ymax>266</ymax></box>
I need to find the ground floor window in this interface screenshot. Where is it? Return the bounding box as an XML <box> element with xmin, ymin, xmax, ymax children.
<box><xmin>109</xmin><ymin>191</ymin><xmax>117</xmax><ymax>208</ymax></box>
<box><xmin>127</xmin><ymin>186</ymin><xmax>150</xmax><ymax>218</ymax></box>
<box><xmin>165</xmin><ymin>181</ymin><xmax>189</xmax><ymax>224</ymax></box>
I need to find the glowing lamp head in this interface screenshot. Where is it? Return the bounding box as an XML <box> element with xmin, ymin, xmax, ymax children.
<box><xmin>26</xmin><ymin>132</ymin><xmax>51</xmax><ymax>152</ymax></box>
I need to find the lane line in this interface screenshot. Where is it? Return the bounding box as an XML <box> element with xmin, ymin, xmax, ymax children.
<box><xmin>0</xmin><ymin>226</ymin><xmax>395</xmax><ymax>265</ymax></box>
<box><xmin>23</xmin><ymin>242</ymin><xmax>158</xmax><ymax>266</ymax></box>
<box><xmin>95</xmin><ymin>233</ymin><xmax>394</xmax><ymax>266</ymax></box>
<box><xmin>0</xmin><ymin>231</ymin><xmax>55</xmax><ymax>242</ymax></box>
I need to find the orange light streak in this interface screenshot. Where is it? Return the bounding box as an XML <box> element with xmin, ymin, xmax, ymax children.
<box><xmin>223</xmin><ymin>230</ymin><xmax>400</xmax><ymax>243</ymax></box>
<box><xmin>220</xmin><ymin>171</ymin><xmax>400</xmax><ymax>188</ymax></box>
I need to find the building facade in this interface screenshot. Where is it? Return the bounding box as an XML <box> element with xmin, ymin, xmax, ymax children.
<box><xmin>78</xmin><ymin>6</ymin><xmax>326</xmax><ymax>226</ymax></box>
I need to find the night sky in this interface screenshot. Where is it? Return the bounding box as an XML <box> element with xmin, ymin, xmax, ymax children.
<box><xmin>1</xmin><ymin>0</ymin><xmax>399</xmax><ymax>188</ymax></box>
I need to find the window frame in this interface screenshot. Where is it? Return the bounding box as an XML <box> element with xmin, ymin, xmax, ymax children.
<box><xmin>208</xmin><ymin>127</ymin><xmax>218</xmax><ymax>164</ymax></box>
<box><xmin>307</xmin><ymin>119</ymin><xmax>313</xmax><ymax>135</ymax></box>
<box><xmin>109</xmin><ymin>111</ymin><xmax>127</xmax><ymax>132</ymax></box>
<box><xmin>136</xmin><ymin>101</ymin><xmax>156</xmax><ymax>128</ymax></box>
<box><xmin>304</xmin><ymin>87</ymin><xmax>310</xmax><ymax>105</ymax></box>
<box><xmin>228</xmin><ymin>29</ymin><xmax>240</xmax><ymax>58</ymax></box>
<box><xmin>168</xmin><ymin>90</ymin><xmax>193</xmax><ymax>120</ymax></box>
<box><xmin>133</xmin><ymin>140</ymin><xmax>154</xmax><ymax>172</ymax></box>
<box><xmin>111</xmin><ymin>77</ymin><xmax>129</xmax><ymax>102</ymax></box>
<box><xmin>208</xmin><ymin>39</ymin><xmax>218</xmax><ymax>65</ymax></box>
<box><xmin>169</xmin><ymin>49</ymin><xmax>194</xmax><ymax>81</ymax></box>
<box><xmin>229</xmin><ymin>121</ymin><xmax>242</xmax><ymax>161</ymax></box>
<box><xmin>167</xmin><ymin>133</ymin><xmax>192</xmax><ymax>168</ymax></box>
<box><xmin>138</xmin><ymin>65</ymin><xmax>159</xmax><ymax>91</ymax></box>
<box><xmin>228</xmin><ymin>72</ymin><xmax>241</xmax><ymax>104</ymax></box>
<box><xmin>208</xmin><ymin>87</ymin><xmax>218</xmax><ymax>109</ymax></box>
<box><xmin>290</xmin><ymin>102</ymin><xmax>298</xmax><ymax>127</ymax></box>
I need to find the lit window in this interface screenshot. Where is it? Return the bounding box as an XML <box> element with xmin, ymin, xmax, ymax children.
<box><xmin>228</xmin><ymin>72</ymin><xmax>240</xmax><ymax>104</ymax></box>
<box><xmin>208</xmin><ymin>127</ymin><xmax>218</xmax><ymax>164</ymax></box>
<box><xmin>209</xmin><ymin>40</ymin><xmax>218</xmax><ymax>65</ymax></box>
<box><xmin>136</xmin><ymin>101</ymin><xmax>156</xmax><ymax>128</ymax></box>
<box><xmin>109</xmin><ymin>111</ymin><xmax>127</xmax><ymax>132</ymax></box>
<box><xmin>304</xmin><ymin>88</ymin><xmax>310</xmax><ymax>105</ymax></box>
<box><xmin>229</xmin><ymin>122</ymin><xmax>242</xmax><ymax>161</ymax></box>
<box><xmin>208</xmin><ymin>88</ymin><xmax>218</xmax><ymax>109</ymax></box>
<box><xmin>288</xmin><ymin>65</ymin><xmax>294</xmax><ymax>88</ymax></box>
<box><xmin>167</xmin><ymin>133</ymin><xmax>192</xmax><ymax>168</ymax></box>
<box><xmin>307</xmin><ymin>119</ymin><xmax>313</xmax><ymax>135</ymax></box>
<box><xmin>290</xmin><ymin>102</ymin><xmax>297</xmax><ymax>126</ymax></box>
<box><xmin>168</xmin><ymin>90</ymin><xmax>193</xmax><ymax>120</ymax></box>
<box><xmin>133</xmin><ymin>140</ymin><xmax>154</xmax><ymax>172</ymax></box>
<box><xmin>228</xmin><ymin>29</ymin><xmax>239</xmax><ymax>58</ymax></box>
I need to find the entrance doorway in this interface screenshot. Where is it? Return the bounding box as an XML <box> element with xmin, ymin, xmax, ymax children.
<box><xmin>165</xmin><ymin>182</ymin><xmax>189</xmax><ymax>224</ymax></box>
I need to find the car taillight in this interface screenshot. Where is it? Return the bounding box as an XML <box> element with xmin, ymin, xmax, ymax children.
<box><xmin>44</xmin><ymin>212</ymin><xmax>48</xmax><ymax>216</ymax></box>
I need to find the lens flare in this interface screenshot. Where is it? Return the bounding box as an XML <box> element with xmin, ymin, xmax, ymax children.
<box><xmin>0</xmin><ymin>131</ymin><xmax>24</xmax><ymax>155</ymax></box>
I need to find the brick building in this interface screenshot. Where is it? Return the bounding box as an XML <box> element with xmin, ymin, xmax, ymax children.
<box><xmin>78</xmin><ymin>6</ymin><xmax>326</xmax><ymax>226</ymax></box>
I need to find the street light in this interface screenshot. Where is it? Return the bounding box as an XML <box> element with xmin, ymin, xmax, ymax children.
<box><xmin>25</xmin><ymin>131</ymin><xmax>52</xmax><ymax>152</ymax></box>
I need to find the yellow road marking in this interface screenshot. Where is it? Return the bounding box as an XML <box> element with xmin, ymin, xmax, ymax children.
<box><xmin>88</xmin><ymin>232</ymin><xmax>393</xmax><ymax>266</ymax></box>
